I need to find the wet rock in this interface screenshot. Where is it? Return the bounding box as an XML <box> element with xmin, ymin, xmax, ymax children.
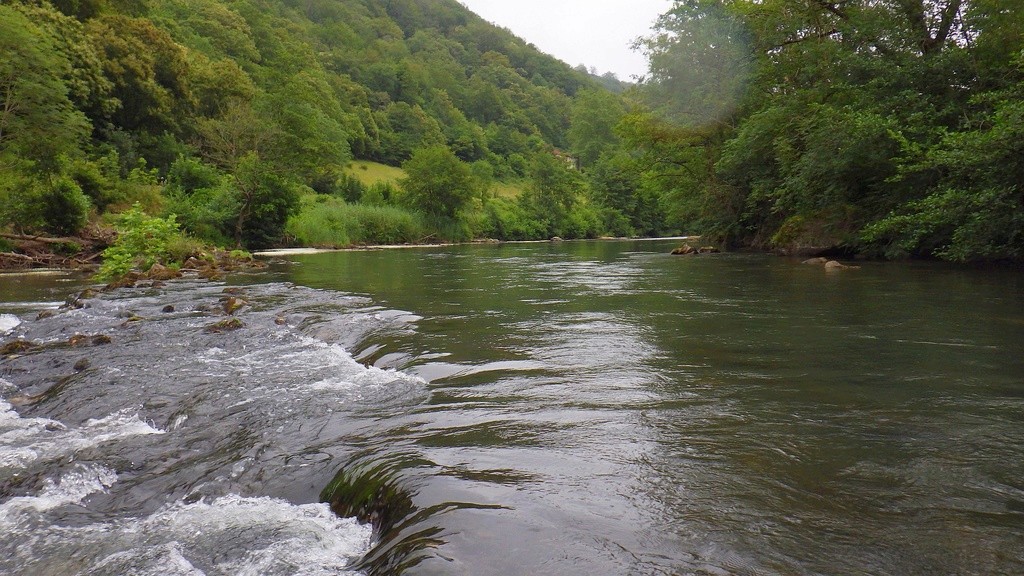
<box><xmin>104</xmin><ymin>272</ymin><xmax>141</xmax><ymax>291</ymax></box>
<box><xmin>1</xmin><ymin>340</ymin><xmax>37</xmax><ymax>355</ymax></box>
<box><xmin>222</xmin><ymin>287</ymin><xmax>245</xmax><ymax>295</ymax></box>
<box><xmin>220</xmin><ymin>296</ymin><xmax>247</xmax><ymax>315</ymax></box>
<box><xmin>68</xmin><ymin>334</ymin><xmax>89</xmax><ymax>347</ymax></box>
<box><xmin>802</xmin><ymin>257</ymin><xmax>829</xmax><ymax>265</ymax></box>
<box><xmin>78</xmin><ymin>288</ymin><xmax>100</xmax><ymax>300</ymax></box>
<box><xmin>671</xmin><ymin>244</ymin><xmax>696</xmax><ymax>255</ymax></box>
<box><xmin>146</xmin><ymin>263</ymin><xmax>182</xmax><ymax>281</ymax></box>
<box><xmin>698</xmin><ymin>246</ymin><xmax>720</xmax><ymax>254</ymax></box>
<box><xmin>550</xmin><ymin>236</ymin><xmax>563</xmax><ymax>242</ymax></box>
<box><xmin>92</xmin><ymin>334</ymin><xmax>112</xmax><ymax>345</ymax></box>
<box><xmin>161</xmin><ymin>305</ymin><xmax>175</xmax><ymax>313</ymax></box>
<box><xmin>36</xmin><ymin>310</ymin><xmax>56</xmax><ymax>320</ymax></box>
<box><xmin>182</xmin><ymin>257</ymin><xmax>202</xmax><ymax>269</ymax></box>
<box><xmin>63</xmin><ymin>296</ymin><xmax>85</xmax><ymax>309</ymax></box>
<box><xmin>204</xmin><ymin>318</ymin><xmax>244</xmax><ymax>333</ymax></box>
<box><xmin>73</xmin><ymin>358</ymin><xmax>90</xmax><ymax>372</ymax></box>
<box><xmin>199</xmin><ymin>268</ymin><xmax>223</xmax><ymax>281</ymax></box>
<box><xmin>118</xmin><ymin>315</ymin><xmax>144</xmax><ymax>327</ymax></box>
<box><xmin>274</xmin><ymin>315</ymin><xmax>287</xmax><ymax>326</ymax></box>
<box><xmin>825</xmin><ymin>260</ymin><xmax>860</xmax><ymax>270</ymax></box>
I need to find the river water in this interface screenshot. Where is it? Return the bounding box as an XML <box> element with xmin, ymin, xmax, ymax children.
<box><xmin>2</xmin><ymin>240</ymin><xmax>1023</xmax><ymax>575</ymax></box>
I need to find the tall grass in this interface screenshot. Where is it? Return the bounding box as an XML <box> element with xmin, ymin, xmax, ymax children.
<box><xmin>287</xmin><ymin>196</ymin><xmax>426</xmax><ymax>247</ymax></box>
<box><xmin>343</xmin><ymin>161</ymin><xmax>407</xmax><ymax>187</ymax></box>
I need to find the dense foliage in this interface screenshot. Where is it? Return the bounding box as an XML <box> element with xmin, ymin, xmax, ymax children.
<box><xmin>0</xmin><ymin>0</ymin><xmax>650</xmax><ymax>251</ymax></box>
<box><xmin>4</xmin><ymin>0</ymin><xmax>1020</xmax><ymax>263</ymax></box>
<box><xmin>631</xmin><ymin>0</ymin><xmax>1024</xmax><ymax>262</ymax></box>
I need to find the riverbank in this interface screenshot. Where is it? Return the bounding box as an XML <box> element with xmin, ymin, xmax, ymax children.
<box><xmin>0</xmin><ymin>226</ymin><xmax>114</xmax><ymax>272</ymax></box>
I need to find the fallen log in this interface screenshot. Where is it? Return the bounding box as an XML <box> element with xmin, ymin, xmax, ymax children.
<box><xmin>0</xmin><ymin>233</ymin><xmax>82</xmax><ymax>245</ymax></box>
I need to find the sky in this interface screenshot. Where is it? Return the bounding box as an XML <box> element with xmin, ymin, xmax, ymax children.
<box><xmin>457</xmin><ymin>0</ymin><xmax>673</xmax><ymax>80</ymax></box>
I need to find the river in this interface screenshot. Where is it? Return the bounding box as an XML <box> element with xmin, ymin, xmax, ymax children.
<box><xmin>2</xmin><ymin>240</ymin><xmax>1023</xmax><ymax>575</ymax></box>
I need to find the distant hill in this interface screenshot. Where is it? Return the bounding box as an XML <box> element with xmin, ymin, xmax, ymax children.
<box><xmin>5</xmin><ymin>0</ymin><xmax>600</xmax><ymax>180</ymax></box>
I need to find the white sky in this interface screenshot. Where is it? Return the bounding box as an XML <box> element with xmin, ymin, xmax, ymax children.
<box><xmin>458</xmin><ymin>0</ymin><xmax>673</xmax><ymax>80</ymax></box>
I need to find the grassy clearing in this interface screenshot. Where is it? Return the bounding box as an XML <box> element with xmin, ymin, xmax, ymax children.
<box><xmin>490</xmin><ymin>180</ymin><xmax>526</xmax><ymax>199</ymax></box>
<box><xmin>344</xmin><ymin>161</ymin><xmax>406</xmax><ymax>187</ymax></box>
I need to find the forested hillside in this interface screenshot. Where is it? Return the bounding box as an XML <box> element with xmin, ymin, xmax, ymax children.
<box><xmin>632</xmin><ymin>0</ymin><xmax>1024</xmax><ymax>261</ymax></box>
<box><xmin>3</xmin><ymin>0</ymin><xmax>1021</xmax><ymax>266</ymax></box>
<box><xmin>1</xmin><ymin>0</ymin><xmax>653</xmax><ymax>257</ymax></box>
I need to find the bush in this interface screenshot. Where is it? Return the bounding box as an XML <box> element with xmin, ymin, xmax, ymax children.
<box><xmin>97</xmin><ymin>206</ymin><xmax>185</xmax><ymax>280</ymax></box>
<box><xmin>41</xmin><ymin>176</ymin><xmax>91</xmax><ymax>236</ymax></box>
<box><xmin>479</xmin><ymin>197</ymin><xmax>545</xmax><ymax>240</ymax></box>
<box><xmin>361</xmin><ymin>181</ymin><xmax>397</xmax><ymax>206</ymax></box>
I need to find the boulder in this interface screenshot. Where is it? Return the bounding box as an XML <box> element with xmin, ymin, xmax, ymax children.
<box><xmin>671</xmin><ymin>244</ymin><xmax>696</xmax><ymax>255</ymax></box>
<box><xmin>802</xmin><ymin>257</ymin><xmax>829</xmax><ymax>265</ymax></box>
<box><xmin>1</xmin><ymin>340</ymin><xmax>37</xmax><ymax>355</ymax></box>
<box><xmin>824</xmin><ymin>260</ymin><xmax>860</xmax><ymax>270</ymax></box>
<box><xmin>221</xmin><ymin>296</ymin><xmax>247</xmax><ymax>315</ymax></box>
<box><xmin>146</xmin><ymin>263</ymin><xmax>181</xmax><ymax>281</ymax></box>
<box><xmin>204</xmin><ymin>318</ymin><xmax>244</xmax><ymax>333</ymax></box>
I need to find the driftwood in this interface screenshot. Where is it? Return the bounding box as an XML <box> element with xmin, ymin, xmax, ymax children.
<box><xmin>0</xmin><ymin>233</ymin><xmax>82</xmax><ymax>245</ymax></box>
<box><xmin>0</xmin><ymin>252</ymin><xmax>35</xmax><ymax>268</ymax></box>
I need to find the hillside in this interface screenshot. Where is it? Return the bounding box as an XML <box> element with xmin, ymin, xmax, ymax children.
<box><xmin>2</xmin><ymin>0</ymin><xmax>646</xmax><ymax>255</ymax></box>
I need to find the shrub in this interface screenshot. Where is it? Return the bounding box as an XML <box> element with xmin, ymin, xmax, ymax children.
<box><xmin>41</xmin><ymin>176</ymin><xmax>91</xmax><ymax>236</ymax></box>
<box><xmin>97</xmin><ymin>206</ymin><xmax>184</xmax><ymax>280</ymax></box>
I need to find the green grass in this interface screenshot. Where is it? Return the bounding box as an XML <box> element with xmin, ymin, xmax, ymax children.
<box><xmin>490</xmin><ymin>180</ymin><xmax>526</xmax><ymax>199</ymax></box>
<box><xmin>343</xmin><ymin>161</ymin><xmax>525</xmax><ymax>200</ymax></box>
<box><xmin>287</xmin><ymin>196</ymin><xmax>427</xmax><ymax>247</ymax></box>
<box><xmin>344</xmin><ymin>161</ymin><xmax>406</xmax><ymax>187</ymax></box>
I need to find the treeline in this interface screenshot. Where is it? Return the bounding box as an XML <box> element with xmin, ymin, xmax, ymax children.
<box><xmin>626</xmin><ymin>0</ymin><xmax>1024</xmax><ymax>262</ymax></box>
<box><xmin>0</xmin><ymin>0</ymin><xmax>674</xmax><ymax>254</ymax></box>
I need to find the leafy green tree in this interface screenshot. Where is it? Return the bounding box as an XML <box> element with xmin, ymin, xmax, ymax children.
<box><xmin>400</xmin><ymin>145</ymin><xmax>476</xmax><ymax>219</ymax></box>
<box><xmin>40</xmin><ymin>176</ymin><xmax>92</xmax><ymax>236</ymax></box>
<box><xmin>0</xmin><ymin>5</ymin><xmax>90</xmax><ymax>173</ymax></box>
<box><xmin>568</xmin><ymin>89</ymin><xmax>625</xmax><ymax>168</ymax></box>
<box><xmin>85</xmin><ymin>15</ymin><xmax>195</xmax><ymax>137</ymax></box>
<box><xmin>520</xmin><ymin>150</ymin><xmax>594</xmax><ymax>238</ymax></box>
<box><xmin>231</xmin><ymin>152</ymin><xmax>299</xmax><ymax>249</ymax></box>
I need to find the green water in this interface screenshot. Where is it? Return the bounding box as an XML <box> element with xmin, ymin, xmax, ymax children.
<box><xmin>266</xmin><ymin>240</ymin><xmax>1024</xmax><ymax>575</ymax></box>
<box><xmin>3</xmin><ymin>240</ymin><xmax>1023</xmax><ymax>575</ymax></box>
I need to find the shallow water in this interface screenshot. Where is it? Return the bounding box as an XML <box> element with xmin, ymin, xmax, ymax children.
<box><xmin>2</xmin><ymin>241</ymin><xmax>1023</xmax><ymax>575</ymax></box>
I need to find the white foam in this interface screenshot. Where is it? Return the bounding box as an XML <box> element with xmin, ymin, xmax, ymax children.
<box><xmin>0</xmin><ymin>313</ymin><xmax>21</xmax><ymax>334</ymax></box>
<box><xmin>12</xmin><ymin>495</ymin><xmax>372</xmax><ymax>576</ymax></box>
<box><xmin>0</xmin><ymin>463</ymin><xmax>117</xmax><ymax>517</ymax></box>
<box><xmin>91</xmin><ymin>543</ymin><xmax>205</xmax><ymax>576</ymax></box>
<box><xmin>0</xmin><ymin>401</ymin><xmax>164</xmax><ymax>471</ymax></box>
<box><xmin>149</xmin><ymin>495</ymin><xmax>372</xmax><ymax>575</ymax></box>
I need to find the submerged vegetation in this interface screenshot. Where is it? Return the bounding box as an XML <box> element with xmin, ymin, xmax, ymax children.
<box><xmin>0</xmin><ymin>0</ymin><xmax>1021</xmax><ymax>265</ymax></box>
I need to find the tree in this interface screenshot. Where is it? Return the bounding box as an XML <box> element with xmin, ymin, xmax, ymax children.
<box><xmin>567</xmin><ymin>89</ymin><xmax>625</xmax><ymax>168</ymax></box>
<box><xmin>231</xmin><ymin>152</ymin><xmax>299</xmax><ymax>249</ymax></box>
<box><xmin>520</xmin><ymin>150</ymin><xmax>591</xmax><ymax>238</ymax></box>
<box><xmin>0</xmin><ymin>5</ymin><xmax>89</xmax><ymax>173</ymax></box>
<box><xmin>637</xmin><ymin>0</ymin><xmax>752</xmax><ymax>129</ymax></box>
<box><xmin>400</xmin><ymin>145</ymin><xmax>476</xmax><ymax>219</ymax></box>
